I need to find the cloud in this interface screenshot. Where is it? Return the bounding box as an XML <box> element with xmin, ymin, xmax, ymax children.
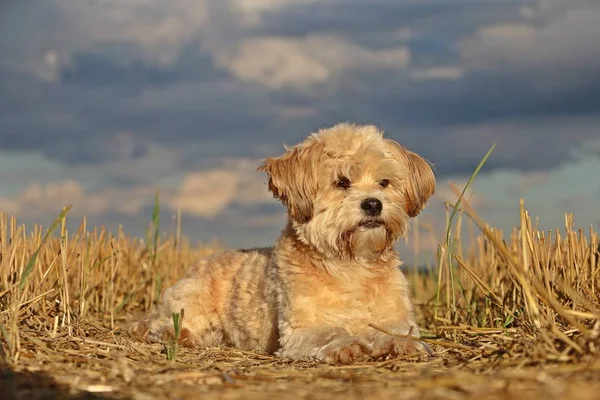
<box><xmin>0</xmin><ymin>180</ymin><xmax>153</xmax><ymax>218</ymax></box>
<box><xmin>459</xmin><ymin>23</ymin><xmax>537</xmax><ymax>68</ymax></box>
<box><xmin>2</xmin><ymin>0</ymin><xmax>210</xmax><ymax>83</ymax></box>
<box><xmin>228</xmin><ymin>0</ymin><xmax>337</xmax><ymax>26</ymax></box>
<box><xmin>214</xmin><ymin>34</ymin><xmax>410</xmax><ymax>90</ymax></box>
<box><xmin>253</xmin><ymin>0</ymin><xmax>529</xmax><ymax>40</ymax></box>
<box><xmin>3</xmin><ymin>0</ymin><xmax>599</xmax><ymax>178</ymax></box>
<box><xmin>168</xmin><ymin>159</ymin><xmax>273</xmax><ymax>218</ymax></box>
<box><xmin>1</xmin><ymin>0</ymin><xmax>600</xmax><ymax>256</ymax></box>
<box><xmin>455</xmin><ymin>0</ymin><xmax>600</xmax><ymax>111</ymax></box>
<box><xmin>407</xmin><ymin>115</ymin><xmax>600</xmax><ymax>177</ymax></box>
<box><xmin>505</xmin><ymin>171</ymin><xmax>549</xmax><ymax>197</ymax></box>
<box><xmin>0</xmin><ymin>158</ymin><xmax>274</xmax><ymax>220</ymax></box>
<box><xmin>410</xmin><ymin>66</ymin><xmax>465</xmax><ymax>81</ymax></box>
<box><xmin>458</xmin><ymin>5</ymin><xmax>600</xmax><ymax>83</ymax></box>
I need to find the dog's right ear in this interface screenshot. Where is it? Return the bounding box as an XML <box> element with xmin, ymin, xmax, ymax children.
<box><xmin>258</xmin><ymin>141</ymin><xmax>323</xmax><ymax>224</ymax></box>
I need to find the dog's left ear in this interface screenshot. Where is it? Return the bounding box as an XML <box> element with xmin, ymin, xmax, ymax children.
<box><xmin>258</xmin><ymin>140</ymin><xmax>323</xmax><ymax>223</ymax></box>
<box><xmin>385</xmin><ymin>139</ymin><xmax>436</xmax><ymax>217</ymax></box>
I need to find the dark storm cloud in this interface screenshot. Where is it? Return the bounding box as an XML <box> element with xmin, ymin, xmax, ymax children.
<box><xmin>0</xmin><ymin>45</ymin><xmax>273</xmax><ymax>164</ymax></box>
<box><xmin>60</xmin><ymin>53</ymin><xmax>181</xmax><ymax>91</ymax></box>
<box><xmin>254</xmin><ymin>0</ymin><xmax>530</xmax><ymax>41</ymax></box>
<box><xmin>253</xmin><ymin>0</ymin><xmax>532</xmax><ymax>71</ymax></box>
<box><xmin>258</xmin><ymin>1</ymin><xmax>600</xmax><ymax>175</ymax></box>
<box><xmin>59</xmin><ymin>38</ymin><xmax>226</xmax><ymax>91</ymax></box>
<box><xmin>1</xmin><ymin>0</ymin><xmax>600</xmax><ymax>179</ymax></box>
<box><xmin>326</xmin><ymin>67</ymin><xmax>600</xmax><ymax>148</ymax></box>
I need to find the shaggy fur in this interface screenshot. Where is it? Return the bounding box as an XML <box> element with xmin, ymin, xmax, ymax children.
<box><xmin>131</xmin><ymin>123</ymin><xmax>436</xmax><ymax>364</ymax></box>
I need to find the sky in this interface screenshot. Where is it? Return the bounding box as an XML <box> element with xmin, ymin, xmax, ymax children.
<box><xmin>1</xmin><ymin>0</ymin><xmax>599</xmax><ymax>263</ymax></box>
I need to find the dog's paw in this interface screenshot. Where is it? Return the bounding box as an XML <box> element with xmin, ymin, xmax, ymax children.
<box><xmin>370</xmin><ymin>335</ymin><xmax>431</xmax><ymax>360</ymax></box>
<box><xmin>316</xmin><ymin>337</ymin><xmax>373</xmax><ymax>365</ymax></box>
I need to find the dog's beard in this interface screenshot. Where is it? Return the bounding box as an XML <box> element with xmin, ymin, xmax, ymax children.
<box><xmin>336</xmin><ymin>220</ymin><xmax>397</xmax><ymax>260</ymax></box>
<box><xmin>297</xmin><ymin>200</ymin><xmax>407</xmax><ymax>260</ymax></box>
<box><xmin>353</xmin><ymin>225</ymin><xmax>390</xmax><ymax>257</ymax></box>
<box><xmin>357</xmin><ymin>218</ymin><xmax>385</xmax><ymax>231</ymax></box>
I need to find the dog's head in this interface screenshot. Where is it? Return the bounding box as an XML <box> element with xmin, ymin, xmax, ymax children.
<box><xmin>258</xmin><ymin>123</ymin><xmax>435</xmax><ymax>259</ymax></box>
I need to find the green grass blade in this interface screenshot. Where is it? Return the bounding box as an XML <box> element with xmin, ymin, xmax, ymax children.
<box><xmin>19</xmin><ymin>205</ymin><xmax>72</xmax><ymax>291</ymax></box>
<box><xmin>444</xmin><ymin>143</ymin><xmax>497</xmax><ymax>249</ymax></box>
<box><xmin>166</xmin><ymin>309</ymin><xmax>183</xmax><ymax>361</ymax></box>
<box><xmin>151</xmin><ymin>190</ymin><xmax>160</xmax><ymax>265</ymax></box>
<box><xmin>436</xmin><ymin>143</ymin><xmax>496</xmax><ymax>317</ymax></box>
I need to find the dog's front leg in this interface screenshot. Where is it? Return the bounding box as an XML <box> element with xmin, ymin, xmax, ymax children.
<box><xmin>364</xmin><ymin>320</ymin><xmax>431</xmax><ymax>360</ymax></box>
<box><xmin>278</xmin><ymin>326</ymin><xmax>373</xmax><ymax>364</ymax></box>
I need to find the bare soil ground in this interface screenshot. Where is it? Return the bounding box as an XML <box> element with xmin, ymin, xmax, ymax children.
<box><xmin>5</xmin><ymin>312</ymin><xmax>600</xmax><ymax>400</ymax></box>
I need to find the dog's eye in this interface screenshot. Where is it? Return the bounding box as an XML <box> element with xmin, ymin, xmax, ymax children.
<box><xmin>336</xmin><ymin>177</ymin><xmax>351</xmax><ymax>189</ymax></box>
<box><xmin>379</xmin><ymin>179</ymin><xmax>390</xmax><ymax>188</ymax></box>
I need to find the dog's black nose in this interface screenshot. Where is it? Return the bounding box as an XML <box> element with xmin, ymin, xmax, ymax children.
<box><xmin>361</xmin><ymin>198</ymin><xmax>383</xmax><ymax>216</ymax></box>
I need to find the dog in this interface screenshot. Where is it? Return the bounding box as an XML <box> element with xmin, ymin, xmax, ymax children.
<box><xmin>131</xmin><ymin>123</ymin><xmax>436</xmax><ymax>364</ymax></box>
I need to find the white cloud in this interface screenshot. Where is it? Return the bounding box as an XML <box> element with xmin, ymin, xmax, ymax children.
<box><xmin>215</xmin><ymin>34</ymin><xmax>410</xmax><ymax>90</ymax></box>
<box><xmin>0</xmin><ymin>180</ymin><xmax>154</xmax><ymax>218</ymax></box>
<box><xmin>5</xmin><ymin>0</ymin><xmax>409</xmax><ymax>91</ymax></box>
<box><xmin>410</xmin><ymin>66</ymin><xmax>465</xmax><ymax>81</ymax></box>
<box><xmin>168</xmin><ymin>168</ymin><xmax>272</xmax><ymax>218</ymax></box>
<box><xmin>7</xmin><ymin>0</ymin><xmax>384</xmax><ymax>90</ymax></box>
<box><xmin>458</xmin><ymin>23</ymin><xmax>537</xmax><ymax>69</ymax></box>
<box><xmin>168</xmin><ymin>158</ymin><xmax>274</xmax><ymax>218</ymax></box>
<box><xmin>42</xmin><ymin>50</ymin><xmax>61</xmax><ymax>82</ymax></box>
<box><xmin>0</xmin><ymin>158</ymin><xmax>274</xmax><ymax>220</ymax></box>
<box><xmin>458</xmin><ymin>4</ymin><xmax>600</xmax><ymax>84</ymax></box>
<box><xmin>229</xmin><ymin>0</ymin><xmax>334</xmax><ymax>26</ymax></box>
<box><xmin>2</xmin><ymin>0</ymin><xmax>209</xmax><ymax>83</ymax></box>
<box><xmin>59</xmin><ymin>0</ymin><xmax>209</xmax><ymax>66</ymax></box>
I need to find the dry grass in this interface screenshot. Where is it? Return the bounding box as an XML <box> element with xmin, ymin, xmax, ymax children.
<box><xmin>2</xmin><ymin>190</ymin><xmax>600</xmax><ymax>399</ymax></box>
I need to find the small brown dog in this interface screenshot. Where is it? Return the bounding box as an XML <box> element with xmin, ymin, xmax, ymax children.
<box><xmin>132</xmin><ymin>123</ymin><xmax>436</xmax><ymax>364</ymax></box>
